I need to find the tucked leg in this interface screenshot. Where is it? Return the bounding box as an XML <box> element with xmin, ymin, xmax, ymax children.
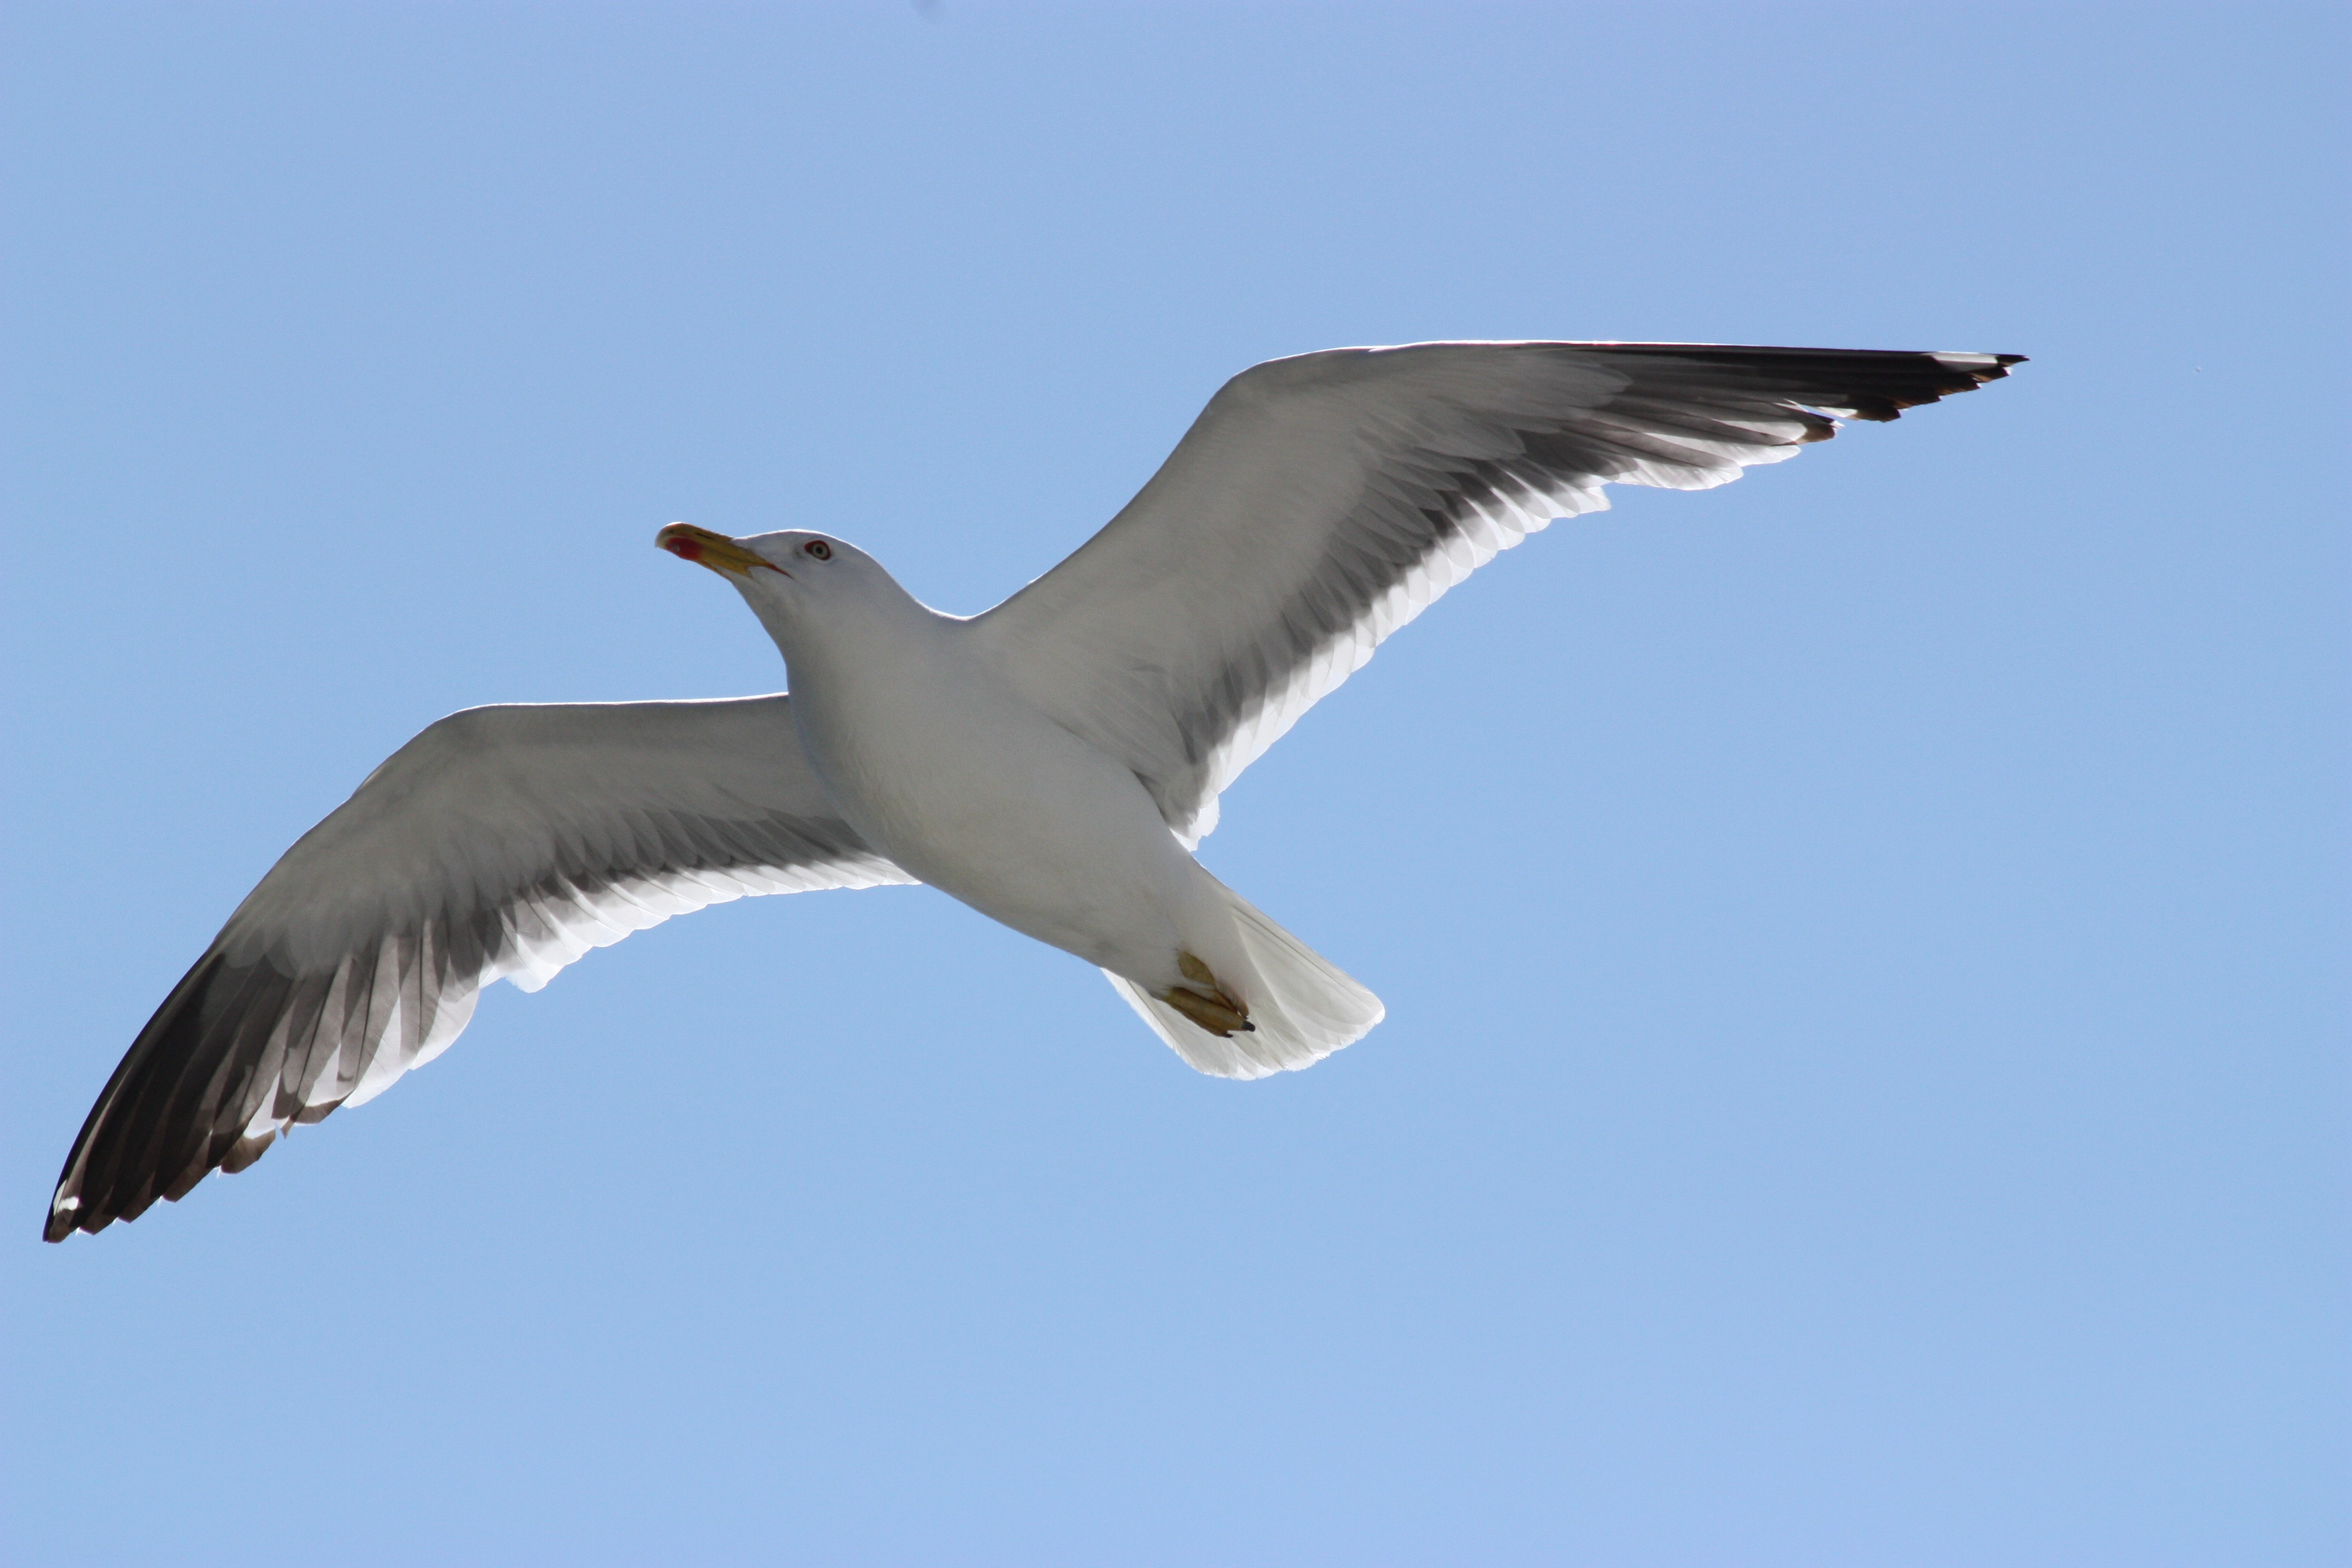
<box><xmin>1158</xmin><ymin>951</ymin><xmax>1256</xmax><ymax>1037</ymax></box>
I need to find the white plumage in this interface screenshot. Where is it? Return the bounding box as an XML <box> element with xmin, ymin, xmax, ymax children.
<box><xmin>46</xmin><ymin>340</ymin><xmax>2019</xmax><ymax>1241</ymax></box>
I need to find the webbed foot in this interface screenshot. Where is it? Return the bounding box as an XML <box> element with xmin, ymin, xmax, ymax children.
<box><xmin>1158</xmin><ymin>952</ymin><xmax>1256</xmax><ymax>1037</ymax></box>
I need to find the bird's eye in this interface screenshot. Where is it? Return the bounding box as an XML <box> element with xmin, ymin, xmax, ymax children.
<box><xmin>804</xmin><ymin>540</ymin><xmax>832</xmax><ymax>560</ymax></box>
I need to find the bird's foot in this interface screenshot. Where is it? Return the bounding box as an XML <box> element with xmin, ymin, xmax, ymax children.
<box><xmin>1159</xmin><ymin>952</ymin><xmax>1255</xmax><ymax>1036</ymax></box>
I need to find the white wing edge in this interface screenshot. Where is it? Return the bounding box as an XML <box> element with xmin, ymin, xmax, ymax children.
<box><xmin>322</xmin><ymin>856</ymin><xmax>913</xmax><ymax>1123</ymax></box>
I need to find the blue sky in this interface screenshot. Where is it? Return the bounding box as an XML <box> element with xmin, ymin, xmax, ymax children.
<box><xmin>4</xmin><ymin>4</ymin><xmax>2344</xmax><ymax>1564</ymax></box>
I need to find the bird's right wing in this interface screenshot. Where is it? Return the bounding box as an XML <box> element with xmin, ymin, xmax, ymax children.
<box><xmin>47</xmin><ymin>695</ymin><xmax>911</xmax><ymax>1242</ymax></box>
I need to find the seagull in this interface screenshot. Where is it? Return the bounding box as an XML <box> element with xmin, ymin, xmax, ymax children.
<box><xmin>44</xmin><ymin>341</ymin><xmax>2021</xmax><ymax>1241</ymax></box>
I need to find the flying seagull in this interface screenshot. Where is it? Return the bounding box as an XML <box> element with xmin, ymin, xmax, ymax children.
<box><xmin>45</xmin><ymin>340</ymin><xmax>2021</xmax><ymax>1241</ymax></box>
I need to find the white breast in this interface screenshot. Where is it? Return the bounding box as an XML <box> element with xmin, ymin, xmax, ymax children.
<box><xmin>783</xmin><ymin>607</ymin><xmax>1209</xmax><ymax>978</ymax></box>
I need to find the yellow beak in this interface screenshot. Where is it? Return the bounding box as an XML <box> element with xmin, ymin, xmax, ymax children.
<box><xmin>656</xmin><ymin>522</ymin><xmax>781</xmax><ymax>578</ymax></box>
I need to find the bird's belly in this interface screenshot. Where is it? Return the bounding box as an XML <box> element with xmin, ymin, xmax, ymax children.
<box><xmin>804</xmin><ymin>692</ymin><xmax>1201</xmax><ymax>974</ymax></box>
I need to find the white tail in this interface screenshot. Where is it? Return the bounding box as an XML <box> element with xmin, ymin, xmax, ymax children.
<box><xmin>1104</xmin><ymin>886</ymin><xmax>1384</xmax><ymax>1079</ymax></box>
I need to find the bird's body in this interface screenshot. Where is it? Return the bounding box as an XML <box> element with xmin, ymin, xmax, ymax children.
<box><xmin>45</xmin><ymin>340</ymin><xmax>2022</xmax><ymax>1241</ymax></box>
<box><xmin>766</xmin><ymin>561</ymin><xmax>1225</xmax><ymax>999</ymax></box>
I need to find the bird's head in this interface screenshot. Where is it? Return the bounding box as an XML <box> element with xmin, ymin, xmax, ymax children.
<box><xmin>656</xmin><ymin>522</ymin><xmax>908</xmax><ymax>658</ymax></box>
<box><xmin>658</xmin><ymin>521</ymin><xmax>878</xmax><ymax>582</ymax></box>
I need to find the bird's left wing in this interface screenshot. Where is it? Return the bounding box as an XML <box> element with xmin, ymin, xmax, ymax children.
<box><xmin>47</xmin><ymin>695</ymin><xmax>911</xmax><ymax>1241</ymax></box>
<box><xmin>977</xmin><ymin>341</ymin><xmax>2020</xmax><ymax>845</ymax></box>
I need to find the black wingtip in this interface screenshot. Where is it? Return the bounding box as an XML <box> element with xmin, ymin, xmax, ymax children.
<box><xmin>1577</xmin><ymin>343</ymin><xmax>2025</xmax><ymax>426</ymax></box>
<box><xmin>42</xmin><ymin>1185</ymin><xmax>106</xmax><ymax>1242</ymax></box>
<box><xmin>41</xmin><ymin>948</ymin><xmax>262</xmax><ymax>1245</ymax></box>
<box><xmin>1966</xmin><ymin>353</ymin><xmax>2027</xmax><ymax>379</ymax></box>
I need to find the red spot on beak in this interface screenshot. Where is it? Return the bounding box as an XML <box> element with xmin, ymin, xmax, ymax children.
<box><xmin>662</xmin><ymin>536</ymin><xmax>704</xmax><ymax>562</ymax></box>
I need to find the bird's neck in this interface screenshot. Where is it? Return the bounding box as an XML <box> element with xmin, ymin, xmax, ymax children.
<box><xmin>760</xmin><ymin>590</ymin><xmax>960</xmax><ymax>707</ymax></box>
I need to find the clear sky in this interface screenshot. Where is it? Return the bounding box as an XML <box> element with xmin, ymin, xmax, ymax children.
<box><xmin>4</xmin><ymin>5</ymin><xmax>2344</xmax><ymax>1564</ymax></box>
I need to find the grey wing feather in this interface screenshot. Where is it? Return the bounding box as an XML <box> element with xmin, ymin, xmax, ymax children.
<box><xmin>46</xmin><ymin>695</ymin><xmax>909</xmax><ymax>1242</ymax></box>
<box><xmin>979</xmin><ymin>341</ymin><xmax>2021</xmax><ymax>844</ymax></box>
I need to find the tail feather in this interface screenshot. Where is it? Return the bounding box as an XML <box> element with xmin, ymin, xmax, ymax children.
<box><xmin>1106</xmin><ymin>888</ymin><xmax>1383</xmax><ymax>1079</ymax></box>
